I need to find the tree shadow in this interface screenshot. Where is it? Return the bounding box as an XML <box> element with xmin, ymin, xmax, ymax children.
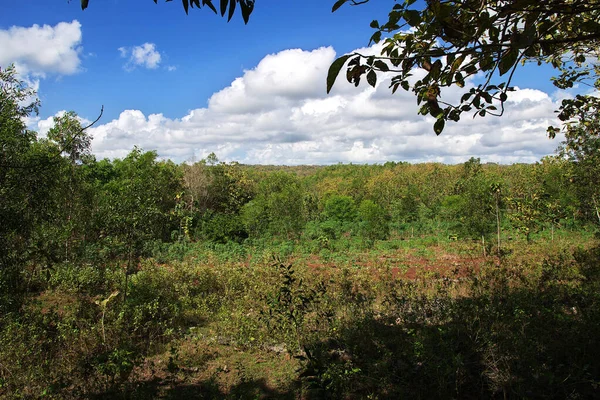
<box><xmin>92</xmin><ymin>374</ymin><xmax>297</xmax><ymax>399</ymax></box>
<box><xmin>297</xmin><ymin>272</ymin><xmax>600</xmax><ymax>398</ymax></box>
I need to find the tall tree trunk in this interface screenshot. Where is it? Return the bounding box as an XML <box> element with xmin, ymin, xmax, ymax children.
<box><xmin>495</xmin><ymin>193</ymin><xmax>501</xmax><ymax>258</ymax></box>
<box><xmin>592</xmin><ymin>195</ymin><xmax>600</xmax><ymax>225</ymax></box>
<box><xmin>482</xmin><ymin>234</ymin><xmax>486</xmax><ymax>257</ymax></box>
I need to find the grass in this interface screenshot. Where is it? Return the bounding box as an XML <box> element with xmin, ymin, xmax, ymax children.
<box><xmin>1</xmin><ymin>228</ymin><xmax>599</xmax><ymax>398</ymax></box>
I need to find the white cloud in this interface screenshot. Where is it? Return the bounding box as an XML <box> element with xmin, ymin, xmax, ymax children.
<box><xmin>0</xmin><ymin>20</ymin><xmax>82</xmax><ymax>77</ymax></box>
<box><xmin>119</xmin><ymin>43</ymin><xmax>162</xmax><ymax>70</ymax></box>
<box><xmin>56</xmin><ymin>45</ymin><xmax>565</xmax><ymax>165</ymax></box>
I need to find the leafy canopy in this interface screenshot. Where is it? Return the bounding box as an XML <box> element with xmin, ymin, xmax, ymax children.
<box><xmin>79</xmin><ymin>0</ymin><xmax>255</xmax><ymax>23</ymax></box>
<box><xmin>327</xmin><ymin>0</ymin><xmax>600</xmax><ymax>135</ymax></box>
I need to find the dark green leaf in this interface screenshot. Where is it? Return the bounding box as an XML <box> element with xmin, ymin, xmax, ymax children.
<box><xmin>332</xmin><ymin>0</ymin><xmax>346</xmax><ymax>12</ymax></box>
<box><xmin>220</xmin><ymin>0</ymin><xmax>227</xmax><ymax>16</ymax></box>
<box><xmin>370</xmin><ymin>31</ymin><xmax>382</xmax><ymax>44</ymax></box>
<box><xmin>498</xmin><ymin>49</ymin><xmax>518</xmax><ymax>76</ymax></box>
<box><xmin>240</xmin><ymin>0</ymin><xmax>253</xmax><ymax>24</ymax></box>
<box><xmin>228</xmin><ymin>0</ymin><xmax>236</xmax><ymax>21</ymax></box>
<box><xmin>370</xmin><ymin>20</ymin><xmax>379</xmax><ymax>29</ymax></box>
<box><xmin>434</xmin><ymin>118</ymin><xmax>445</xmax><ymax>135</ymax></box>
<box><xmin>203</xmin><ymin>0</ymin><xmax>217</xmax><ymax>14</ymax></box>
<box><xmin>404</xmin><ymin>10</ymin><xmax>421</xmax><ymax>27</ymax></box>
<box><xmin>81</xmin><ymin>0</ymin><xmax>89</xmax><ymax>10</ymax></box>
<box><xmin>326</xmin><ymin>55</ymin><xmax>351</xmax><ymax>94</ymax></box>
<box><xmin>374</xmin><ymin>60</ymin><xmax>389</xmax><ymax>72</ymax></box>
<box><xmin>581</xmin><ymin>20</ymin><xmax>600</xmax><ymax>33</ymax></box>
<box><xmin>182</xmin><ymin>0</ymin><xmax>189</xmax><ymax>14</ymax></box>
<box><xmin>367</xmin><ymin>70</ymin><xmax>377</xmax><ymax>87</ymax></box>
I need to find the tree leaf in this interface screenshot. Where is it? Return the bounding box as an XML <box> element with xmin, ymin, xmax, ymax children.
<box><xmin>434</xmin><ymin>118</ymin><xmax>445</xmax><ymax>135</ymax></box>
<box><xmin>403</xmin><ymin>10</ymin><xmax>421</xmax><ymax>27</ymax></box>
<box><xmin>220</xmin><ymin>0</ymin><xmax>227</xmax><ymax>16</ymax></box>
<box><xmin>203</xmin><ymin>0</ymin><xmax>217</xmax><ymax>14</ymax></box>
<box><xmin>367</xmin><ymin>70</ymin><xmax>377</xmax><ymax>87</ymax></box>
<box><xmin>369</xmin><ymin>31</ymin><xmax>382</xmax><ymax>44</ymax></box>
<box><xmin>332</xmin><ymin>0</ymin><xmax>347</xmax><ymax>13</ymax></box>
<box><xmin>228</xmin><ymin>0</ymin><xmax>236</xmax><ymax>21</ymax></box>
<box><xmin>240</xmin><ymin>0</ymin><xmax>253</xmax><ymax>24</ymax></box>
<box><xmin>374</xmin><ymin>60</ymin><xmax>389</xmax><ymax>72</ymax></box>
<box><xmin>81</xmin><ymin>0</ymin><xmax>89</xmax><ymax>10</ymax></box>
<box><xmin>182</xmin><ymin>0</ymin><xmax>189</xmax><ymax>14</ymax></box>
<box><xmin>498</xmin><ymin>49</ymin><xmax>518</xmax><ymax>76</ymax></box>
<box><xmin>327</xmin><ymin>55</ymin><xmax>351</xmax><ymax>94</ymax></box>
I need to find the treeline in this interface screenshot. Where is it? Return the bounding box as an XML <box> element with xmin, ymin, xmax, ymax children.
<box><xmin>3</xmin><ymin>64</ymin><xmax>600</xmax><ymax>313</ymax></box>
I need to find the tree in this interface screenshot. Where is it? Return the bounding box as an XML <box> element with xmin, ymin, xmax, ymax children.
<box><xmin>98</xmin><ymin>148</ymin><xmax>182</xmax><ymax>262</ymax></box>
<box><xmin>79</xmin><ymin>0</ymin><xmax>255</xmax><ymax>23</ymax></box>
<box><xmin>319</xmin><ymin>195</ymin><xmax>358</xmax><ymax>239</ymax></box>
<box><xmin>47</xmin><ymin>111</ymin><xmax>91</xmax><ymax>165</ymax></box>
<box><xmin>357</xmin><ymin>199</ymin><xmax>390</xmax><ymax>246</ymax></box>
<box><xmin>442</xmin><ymin>158</ymin><xmax>500</xmax><ymax>254</ymax></box>
<box><xmin>0</xmin><ymin>65</ymin><xmax>60</xmax><ymax>312</ymax></box>
<box><xmin>40</xmin><ymin>112</ymin><xmax>94</xmax><ymax>262</ymax></box>
<box><xmin>241</xmin><ymin>172</ymin><xmax>304</xmax><ymax>238</ymax></box>
<box><xmin>558</xmin><ymin>110</ymin><xmax>600</xmax><ymax>225</ymax></box>
<box><xmin>327</xmin><ymin>0</ymin><xmax>600</xmax><ymax>135</ymax></box>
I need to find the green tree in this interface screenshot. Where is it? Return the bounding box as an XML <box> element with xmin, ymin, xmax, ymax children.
<box><xmin>357</xmin><ymin>199</ymin><xmax>389</xmax><ymax>246</ymax></box>
<box><xmin>319</xmin><ymin>195</ymin><xmax>358</xmax><ymax>239</ymax></box>
<box><xmin>47</xmin><ymin>111</ymin><xmax>91</xmax><ymax>165</ymax></box>
<box><xmin>323</xmin><ymin>195</ymin><xmax>357</xmax><ymax>224</ymax></box>
<box><xmin>241</xmin><ymin>172</ymin><xmax>304</xmax><ymax>238</ymax></box>
<box><xmin>98</xmin><ymin>148</ymin><xmax>182</xmax><ymax>261</ymax></box>
<box><xmin>328</xmin><ymin>0</ymin><xmax>600</xmax><ymax>135</ymax></box>
<box><xmin>41</xmin><ymin>112</ymin><xmax>96</xmax><ymax>262</ymax></box>
<box><xmin>0</xmin><ymin>65</ymin><xmax>59</xmax><ymax>312</ymax></box>
<box><xmin>443</xmin><ymin>158</ymin><xmax>500</xmax><ymax>254</ymax></box>
<box><xmin>558</xmin><ymin>111</ymin><xmax>600</xmax><ymax>226</ymax></box>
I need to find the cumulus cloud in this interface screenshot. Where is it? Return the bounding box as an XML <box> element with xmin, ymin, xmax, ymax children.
<box><xmin>0</xmin><ymin>20</ymin><xmax>82</xmax><ymax>76</ymax></box>
<box><xmin>118</xmin><ymin>43</ymin><xmax>162</xmax><ymax>71</ymax></box>
<box><xmin>59</xmin><ymin>45</ymin><xmax>564</xmax><ymax>165</ymax></box>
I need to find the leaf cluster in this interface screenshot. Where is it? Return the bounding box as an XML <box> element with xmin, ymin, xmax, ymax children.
<box><xmin>80</xmin><ymin>0</ymin><xmax>255</xmax><ymax>23</ymax></box>
<box><xmin>328</xmin><ymin>0</ymin><xmax>600</xmax><ymax>134</ymax></box>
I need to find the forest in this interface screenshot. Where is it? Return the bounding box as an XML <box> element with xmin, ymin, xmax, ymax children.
<box><xmin>2</xmin><ymin>62</ymin><xmax>600</xmax><ymax>399</ymax></box>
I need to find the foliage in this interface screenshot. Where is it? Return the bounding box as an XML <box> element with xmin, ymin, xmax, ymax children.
<box><xmin>328</xmin><ymin>0</ymin><xmax>600</xmax><ymax>135</ymax></box>
<box><xmin>79</xmin><ymin>0</ymin><xmax>255</xmax><ymax>23</ymax></box>
<box><xmin>0</xmin><ymin>65</ymin><xmax>50</xmax><ymax>313</ymax></box>
<box><xmin>97</xmin><ymin>148</ymin><xmax>182</xmax><ymax>261</ymax></box>
<box><xmin>559</xmin><ymin>110</ymin><xmax>600</xmax><ymax>226</ymax></box>
<box><xmin>241</xmin><ymin>172</ymin><xmax>305</xmax><ymax>238</ymax></box>
<box><xmin>357</xmin><ymin>199</ymin><xmax>390</xmax><ymax>245</ymax></box>
<box><xmin>2</xmin><ymin>66</ymin><xmax>600</xmax><ymax>397</ymax></box>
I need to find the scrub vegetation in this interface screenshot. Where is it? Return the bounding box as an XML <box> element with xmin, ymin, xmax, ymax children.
<box><xmin>2</xmin><ymin>62</ymin><xmax>600</xmax><ymax>399</ymax></box>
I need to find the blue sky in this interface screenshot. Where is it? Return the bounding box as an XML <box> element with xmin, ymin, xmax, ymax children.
<box><xmin>1</xmin><ymin>0</ymin><xmax>568</xmax><ymax>164</ymax></box>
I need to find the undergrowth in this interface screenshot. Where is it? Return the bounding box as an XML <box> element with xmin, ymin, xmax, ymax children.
<box><xmin>1</xmin><ymin>233</ymin><xmax>599</xmax><ymax>399</ymax></box>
